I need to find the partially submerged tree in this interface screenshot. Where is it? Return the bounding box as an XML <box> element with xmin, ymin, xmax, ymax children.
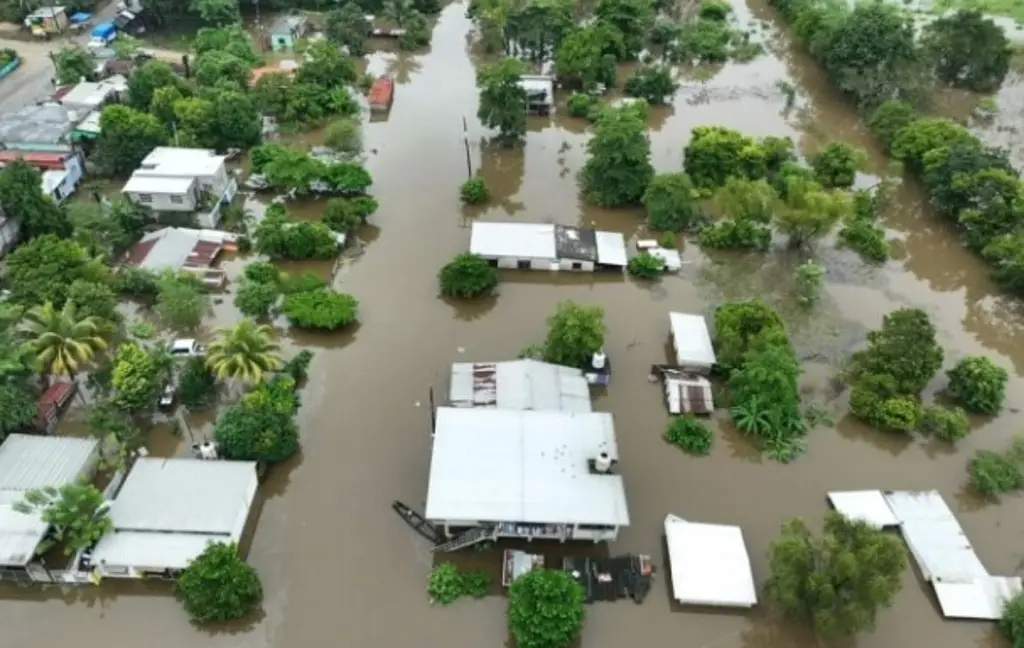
<box><xmin>282</xmin><ymin>289</ymin><xmax>359</xmax><ymax>331</ymax></box>
<box><xmin>810</xmin><ymin>142</ymin><xmax>866</xmax><ymax>189</ymax></box>
<box><xmin>438</xmin><ymin>253</ymin><xmax>499</xmax><ymax>298</ymax></box>
<box><xmin>178</xmin><ymin>356</ymin><xmax>218</xmax><ymax>410</ymax></box>
<box><xmin>642</xmin><ymin>172</ymin><xmax>700</xmax><ymax>231</ymax></box>
<box><xmin>111</xmin><ymin>342</ymin><xmax>164</xmax><ymax>414</ymax></box>
<box><xmin>543</xmin><ymin>302</ymin><xmax>605</xmax><ymax>369</ymax></box>
<box><xmin>508</xmin><ymin>569</ymin><xmax>585</xmax><ymax>648</ymax></box>
<box><xmin>234</xmin><ymin>280</ymin><xmax>280</xmax><ymax>319</ymax></box>
<box><xmin>624</xmin><ymin>65</ymin><xmax>677</xmax><ymax>104</ymax></box>
<box><xmin>213</xmin><ymin>386</ymin><xmax>299</xmax><ymax>463</ymax></box>
<box><xmin>581</xmin><ymin>106</ymin><xmax>653</xmax><ymax>206</ymax></box>
<box><xmin>477</xmin><ymin>58</ymin><xmax>529</xmax><ymax>144</ymax></box>
<box><xmin>176</xmin><ymin>542</ymin><xmax>263</xmax><ymax>623</ymax></box>
<box><xmin>922</xmin><ymin>9</ymin><xmax>1010</xmax><ymax>93</ymax></box>
<box><xmin>946</xmin><ymin>356</ymin><xmax>1008</xmax><ymax>414</ymax></box>
<box><xmin>206</xmin><ymin>320</ymin><xmax>283</xmax><ymax>385</ymax></box>
<box><xmin>14</xmin><ymin>483</ymin><xmax>113</xmax><ymax>555</ymax></box>
<box><xmin>155</xmin><ymin>273</ymin><xmax>209</xmax><ymax>331</ymax></box>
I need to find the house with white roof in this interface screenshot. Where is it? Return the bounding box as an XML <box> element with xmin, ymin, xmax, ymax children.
<box><xmin>0</xmin><ymin>435</ymin><xmax>99</xmax><ymax>579</ymax></box>
<box><xmin>448</xmin><ymin>359</ymin><xmax>592</xmax><ymax>413</ymax></box>
<box><xmin>669</xmin><ymin>312</ymin><xmax>716</xmax><ymax>373</ymax></box>
<box><xmin>425</xmin><ymin>407</ymin><xmax>629</xmax><ymax>546</ymax></box>
<box><xmin>470</xmin><ymin>221</ymin><xmax>627</xmax><ymax>272</ymax></box>
<box><xmin>89</xmin><ymin>458</ymin><xmax>259</xmax><ymax>579</ymax></box>
<box><xmin>122</xmin><ymin>147</ymin><xmax>239</xmax><ymax>228</ymax></box>
<box><xmin>663</xmin><ymin>514</ymin><xmax>757</xmax><ymax>608</ymax></box>
<box><xmin>59</xmin><ymin>76</ymin><xmax>127</xmax><ymax>114</ymax></box>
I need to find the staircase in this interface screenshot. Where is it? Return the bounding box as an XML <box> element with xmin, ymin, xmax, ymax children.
<box><xmin>432</xmin><ymin>526</ymin><xmax>497</xmax><ymax>553</ymax></box>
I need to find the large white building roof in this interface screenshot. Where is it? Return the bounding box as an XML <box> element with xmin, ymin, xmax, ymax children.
<box><xmin>138</xmin><ymin>147</ymin><xmax>227</xmax><ymax>177</ymax></box>
<box><xmin>0</xmin><ymin>434</ymin><xmax>99</xmax><ymax>567</ymax></box>
<box><xmin>90</xmin><ymin>458</ymin><xmax>258</xmax><ymax>571</ymax></box>
<box><xmin>122</xmin><ymin>175</ymin><xmax>195</xmax><ymax>195</ymax></box>
<box><xmin>669</xmin><ymin>312</ymin><xmax>716</xmax><ymax>367</ymax></box>
<box><xmin>425</xmin><ymin>408</ymin><xmax>629</xmax><ymax>526</ymax></box>
<box><xmin>449</xmin><ymin>360</ymin><xmax>592</xmax><ymax>413</ymax></box>
<box><xmin>469</xmin><ymin>221</ymin><xmax>627</xmax><ymax>267</ymax></box>
<box><xmin>664</xmin><ymin>514</ymin><xmax>757</xmax><ymax>608</ymax></box>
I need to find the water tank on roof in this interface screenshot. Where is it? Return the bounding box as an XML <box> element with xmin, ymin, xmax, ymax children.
<box><xmin>591</xmin><ymin>350</ymin><xmax>606</xmax><ymax>370</ymax></box>
<box><xmin>594</xmin><ymin>452</ymin><xmax>612</xmax><ymax>473</ymax></box>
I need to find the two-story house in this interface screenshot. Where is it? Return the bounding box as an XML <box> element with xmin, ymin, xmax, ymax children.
<box><xmin>121</xmin><ymin>147</ymin><xmax>239</xmax><ymax>228</ymax></box>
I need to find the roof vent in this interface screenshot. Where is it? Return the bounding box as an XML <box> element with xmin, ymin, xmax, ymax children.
<box><xmin>594</xmin><ymin>452</ymin><xmax>612</xmax><ymax>474</ymax></box>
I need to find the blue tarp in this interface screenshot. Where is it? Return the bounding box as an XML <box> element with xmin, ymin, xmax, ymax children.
<box><xmin>91</xmin><ymin>22</ymin><xmax>115</xmax><ymax>38</ymax></box>
<box><xmin>69</xmin><ymin>12</ymin><xmax>91</xmax><ymax>24</ymax></box>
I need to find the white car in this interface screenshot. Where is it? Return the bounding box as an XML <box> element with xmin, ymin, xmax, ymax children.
<box><xmin>170</xmin><ymin>339</ymin><xmax>206</xmax><ymax>358</ymax></box>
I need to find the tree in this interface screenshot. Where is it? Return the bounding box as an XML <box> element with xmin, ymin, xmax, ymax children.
<box><xmin>176</xmin><ymin>542</ymin><xmax>262</xmax><ymax>623</ymax></box>
<box><xmin>766</xmin><ymin>511</ymin><xmax>906</xmax><ymax>637</ymax></box>
<box><xmin>128</xmin><ymin>61</ymin><xmax>189</xmax><ymax>111</ymax></box>
<box><xmin>810</xmin><ymin>142</ymin><xmax>865</xmax><ymax>189</ymax></box>
<box><xmin>543</xmin><ymin>302</ymin><xmax>604</xmax><ymax>368</ymax></box>
<box><xmin>13</xmin><ymin>483</ymin><xmax>113</xmax><ymax>555</ymax></box>
<box><xmin>774</xmin><ymin>177</ymin><xmax>853</xmax><ymax>248</ymax></box>
<box><xmin>213</xmin><ymin>392</ymin><xmax>299</xmax><ymax>462</ymax></box>
<box><xmin>713</xmin><ymin>299</ymin><xmax>789</xmax><ymax>374</ymax></box>
<box><xmin>0</xmin><ymin>384</ymin><xmax>38</xmax><ymax>440</ymax></box>
<box><xmin>155</xmin><ymin>273</ymin><xmax>209</xmax><ymax>330</ymax></box>
<box><xmin>664</xmin><ymin>415</ymin><xmax>713</xmax><ymax>455</ymax></box>
<box><xmin>194</xmin><ymin>25</ymin><xmax>260</xmax><ymax>65</ymax></box>
<box><xmin>594</xmin><ymin>0</ymin><xmax>654</xmax><ymax>60</ymax></box>
<box><xmin>477</xmin><ymin>58</ymin><xmax>528</xmax><ymax>144</ymax></box>
<box><xmin>642</xmin><ymin>173</ymin><xmax>700</xmax><ymax>231</ymax></box>
<box><xmin>398</xmin><ymin>11</ymin><xmax>432</xmax><ymax>50</ymax></box>
<box><xmin>684</xmin><ymin>126</ymin><xmax>766</xmax><ymax>190</ymax></box>
<box><xmin>793</xmin><ymin>261</ymin><xmax>824</xmax><ymax>307</ymax></box>
<box><xmin>206</xmin><ymin>320</ymin><xmax>283</xmax><ymax>384</ymax></box>
<box><xmin>282</xmin><ymin>289</ymin><xmax>359</xmax><ymax>330</ymax></box>
<box><xmin>554</xmin><ymin>25</ymin><xmax>617</xmax><ymax>90</ymax></box>
<box><xmin>234</xmin><ymin>280</ymin><xmax>279</xmax><ymax>319</ymax></box>
<box><xmin>0</xmin><ymin>160</ymin><xmax>72</xmax><ymax>239</ymax></box>
<box><xmin>922</xmin><ymin>10</ymin><xmax>1010</xmax><ymax>93</ymax></box>
<box><xmin>624</xmin><ymin>65</ymin><xmax>677</xmax><ymax>104</ymax></box>
<box><xmin>21</xmin><ymin>301</ymin><xmax>109</xmax><ymax>378</ymax></box>
<box><xmin>628</xmin><ymin>252</ymin><xmax>664</xmax><ymax>279</ymax></box>
<box><xmin>508</xmin><ymin>569</ymin><xmax>585</xmax><ymax>648</ymax></box>
<box><xmin>438</xmin><ymin>253</ymin><xmax>499</xmax><ymax>298</ymax></box>
<box><xmin>581</xmin><ymin>107</ymin><xmax>652</xmax><ymax>206</ymax></box>
<box><xmin>67</xmin><ymin>280</ymin><xmax>119</xmax><ymax>322</ymax></box>
<box><xmin>244</xmin><ymin>261</ymin><xmax>280</xmax><ymax>285</ymax></box>
<box><xmin>96</xmin><ymin>106</ymin><xmax>168</xmax><ymax>176</ymax></box>
<box><xmin>459</xmin><ymin>177</ymin><xmax>489</xmax><ymax>204</ymax></box>
<box><xmin>918</xmin><ymin>404</ymin><xmax>969</xmax><ymax>443</ymax></box>
<box><xmin>505</xmin><ymin>0</ymin><xmax>574</xmax><ymax>60</ymax></box>
<box><xmin>968</xmin><ymin>448</ymin><xmax>1024</xmax><ymax>495</ymax></box>
<box><xmin>194</xmin><ymin>50</ymin><xmax>251</xmax><ymax>88</ymax></box>
<box><xmin>322</xmin><ymin>196</ymin><xmax>378</xmax><ymax>233</ymax></box>
<box><xmin>1002</xmin><ymin>592</ymin><xmax>1024</xmax><ymax>647</ymax></box>
<box><xmin>53</xmin><ymin>46</ymin><xmax>93</xmax><ymax>84</ymax></box>
<box><xmin>5</xmin><ymin>236</ymin><xmax>104</xmax><ymax>306</ymax></box>
<box><xmin>868</xmin><ymin>100</ymin><xmax>917</xmax><ymax>152</ymax></box>
<box><xmin>67</xmin><ymin>200</ymin><xmax>147</xmax><ymax>257</ymax></box>
<box><xmin>178</xmin><ymin>356</ymin><xmax>218</xmax><ymax>409</ymax></box>
<box><xmin>850</xmin><ymin>308</ymin><xmax>943</xmax><ymax>396</ymax></box>
<box><xmin>324</xmin><ymin>118</ymin><xmax>362</xmax><ymax>155</ymax></box>
<box><xmin>890</xmin><ymin>117</ymin><xmax>973</xmax><ymax>173</ymax></box>
<box><xmin>254</xmin><ymin>206</ymin><xmax>339</xmax><ymax>260</ymax></box>
<box><xmin>946</xmin><ymin>356</ymin><xmax>1008</xmax><ymax>414</ymax></box>
<box><xmin>326</xmin><ymin>4</ymin><xmax>371</xmax><ymax>55</ymax></box>
<box><xmin>296</xmin><ymin>40</ymin><xmax>357</xmax><ymax>89</ymax></box>
<box><xmin>189</xmin><ymin>0</ymin><xmax>241</xmax><ymax>25</ymax></box>
<box><xmin>110</xmin><ymin>343</ymin><xmax>163</xmax><ymax>414</ymax></box>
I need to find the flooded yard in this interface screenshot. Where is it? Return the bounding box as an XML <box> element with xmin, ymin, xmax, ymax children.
<box><xmin>5</xmin><ymin>2</ymin><xmax>1024</xmax><ymax>648</ymax></box>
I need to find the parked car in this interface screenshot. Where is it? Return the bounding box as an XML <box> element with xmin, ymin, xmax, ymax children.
<box><xmin>170</xmin><ymin>339</ymin><xmax>206</xmax><ymax>358</ymax></box>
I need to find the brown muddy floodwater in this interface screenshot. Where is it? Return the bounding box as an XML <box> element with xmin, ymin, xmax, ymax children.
<box><xmin>5</xmin><ymin>2</ymin><xmax>1024</xmax><ymax>648</ymax></box>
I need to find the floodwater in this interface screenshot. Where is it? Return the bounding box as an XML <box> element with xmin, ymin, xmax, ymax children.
<box><xmin>5</xmin><ymin>2</ymin><xmax>1024</xmax><ymax>647</ymax></box>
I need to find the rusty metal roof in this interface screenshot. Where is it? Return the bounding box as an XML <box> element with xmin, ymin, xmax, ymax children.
<box><xmin>449</xmin><ymin>360</ymin><xmax>592</xmax><ymax>413</ymax></box>
<box><xmin>664</xmin><ymin>373</ymin><xmax>714</xmax><ymax>415</ymax></box>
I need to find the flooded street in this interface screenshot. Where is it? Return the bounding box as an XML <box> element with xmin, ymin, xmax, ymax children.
<box><xmin>5</xmin><ymin>2</ymin><xmax>1024</xmax><ymax>647</ymax></box>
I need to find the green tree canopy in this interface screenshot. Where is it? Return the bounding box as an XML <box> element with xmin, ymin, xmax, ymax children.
<box><xmin>508</xmin><ymin>569</ymin><xmax>585</xmax><ymax>648</ymax></box>
<box><xmin>326</xmin><ymin>5</ymin><xmax>372</xmax><ymax>56</ymax></box>
<box><xmin>194</xmin><ymin>50</ymin><xmax>252</xmax><ymax>88</ymax></box>
<box><xmin>922</xmin><ymin>9</ymin><xmax>1010</xmax><ymax>93</ymax></box>
<box><xmin>554</xmin><ymin>25</ymin><xmax>617</xmax><ymax>90</ymax></box>
<box><xmin>21</xmin><ymin>301</ymin><xmax>110</xmax><ymax>378</ymax></box>
<box><xmin>477</xmin><ymin>58</ymin><xmax>529</xmax><ymax>143</ymax></box>
<box><xmin>213</xmin><ymin>386</ymin><xmax>299</xmax><ymax>462</ymax></box>
<box><xmin>581</xmin><ymin>106</ymin><xmax>653</xmax><ymax>206</ymax></box>
<box><xmin>111</xmin><ymin>342</ymin><xmax>164</xmax><ymax>414</ymax></box>
<box><xmin>0</xmin><ymin>160</ymin><xmax>72</xmax><ymax>239</ymax></box>
<box><xmin>5</xmin><ymin>235</ymin><xmax>105</xmax><ymax>306</ymax></box>
<box><xmin>128</xmin><ymin>60</ymin><xmax>190</xmax><ymax>111</ymax></box>
<box><xmin>14</xmin><ymin>483</ymin><xmax>113</xmax><ymax>555</ymax></box>
<box><xmin>438</xmin><ymin>253</ymin><xmax>499</xmax><ymax>298</ymax></box>
<box><xmin>155</xmin><ymin>273</ymin><xmax>210</xmax><ymax>331</ymax></box>
<box><xmin>54</xmin><ymin>46</ymin><xmax>93</xmax><ymax>84</ymax></box>
<box><xmin>176</xmin><ymin>542</ymin><xmax>263</xmax><ymax>623</ymax></box>
<box><xmin>282</xmin><ymin>289</ymin><xmax>359</xmax><ymax>330</ymax></box>
<box><xmin>543</xmin><ymin>302</ymin><xmax>604</xmax><ymax>368</ymax></box>
<box><xmin>946</xmin><ymin>356</ymin><xmax>1008</xmax><ymax>414</ymax></box>
<box><xmin>206</xmin><ymin>320</ymin><xmax>283</xmax><ymax>384</ymax></box>
<box><xmin>96</xmin><ymin>105</ymin><xmax>168</xmax><ymax>176</ymax></box>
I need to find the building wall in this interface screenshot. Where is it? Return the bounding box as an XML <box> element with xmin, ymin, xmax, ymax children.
<box><xmin>47</xmin><ymin>156</ymin><xmax>83</xmax><ymax>204</ymax></box>
<box><xmin>126</xmin><ymin>188</ymin><xmax>198</xmax><ymax>212</ymax></box>
<box><xmin>488</xmin><ymin>256</ymin><xmax>595</xmax><ymax>272</ymax></box>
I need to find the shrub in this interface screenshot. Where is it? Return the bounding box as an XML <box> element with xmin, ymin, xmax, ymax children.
<box><xmin>323</xmin><ymin>117</ymin><xmax>362</xmax><ymax>154</ymax></box>
<box><xmin>658</xmin><ymin>231</ymin><xmax>676</xmax><ymax>248</ymax></box>
<box><xmin>234</xmin><ymin>280</ymin><xmax>280</xmax><ymax>319</ymax></box>
<box><xmin>282</xmin><ymin>288</ymin><xmax>359</xmax><ymax>330</ymax></box>
<box><xmin>810</xmin><ymin>142</ymin><xmax>866</xmax><ymax>189</ymax></box>
<box><xmin>244</xmin><ymin>261</ymin><xmax>280</xmax><ymax>285</ymax></box>
<box><xmin>794</xmin><ymin>261</ymin><xmax>824</xmax><ymax>307</ymax></box>
<box><xmin>438</xmin><ymin>253</ymin><xmax>499</xmax><ymax>298</ymax></box>
<box><xmin>968</xmin><ymin>449</ymin><xmax>1024</xmax><ymax>495</ymax></box>
<box><xmin>323</xmin><ymin>196</ymin><xmax>377</xmax><ymax>233</ymax></box>
<box><xmin>876</xmin><ymin>397</ymin><xmax>920</xmax><ymax>433</ymax></box>
<box><xmin>280</xmin><ymin>271</ymin><xmax>327</xmax><ymax>295</ymax></box>
<box><xmin>642</xmin><ymin>172</ymin><xmax>701</xmax><ymax>232</ymax></box>
<box><xmin>459</xmin><ymin>177</ymin><xmax>489</xmax><ymax>204</ymax></box>
<box><xmin>664</xmin><ymin>415</ymin><xmax>714</xmax><ymax>455</ymax></box>
<box><xmin>918</xmin><ymin>404</ymin><xmax>969</xmax><ymax>443</ymax></box>
<box><xmin>947</xmin><ymin>356</ymin><xmax>1008</xmax><ymax>414</ymax></box>
<box><xmin>628</xmin><ymin>252</ymin><xmax>665</xmax><ymax>279</ymax></box>
<box><xmin>624</xmin><ymin>65</ymin><xmax>678</xmax><ymax>105</ymax></box>
<box><xmin>176</xmin><ymin>542</ymin><xmax>262</xmax><ymax>623</ymax></box>
<box><xmin>427</xmin><ymin>563</ymin><xmax>492</xmax><ymax>604</ymax></box>
<box><xmin>699</xmin><ymin>0</ymin><xmax>731</xmax><ymax>20</ymax></box>
<box><xmin>567</xmin><ymin>92</ymin><xmax>596</xmax><ymax>118</ymax></box>
<box><xmin>178</xmin><ymin>356</ymin><xmax>217</xmax><ymax>409</ymax></box>
<box><xmin>838</xmin><ymin>219</ymin><xmax>889</xmax><ymax>262</ymax></box>
<box><xmin>214</xmin><ymin>392</ymin><xmax>300</xmax><ymax>462</ymax></box>
<box><xmin>113</xmin><ymin>267</ymin><xmax>160</xmax><ymax>298</ymax></box>
<box><xmin>508</xmin><ymin>569</ymin><xmax>585</xmax><ymax>648</ymax></box>
<box><xmin>281</xmin><ymin>350</ymin><xmax>315</xmax><ymax>383</ymax></box>
<box><xmin>1001</xmin><ymin>591</ymin><xmax>1024</xmax><ymax>647</ymax></box>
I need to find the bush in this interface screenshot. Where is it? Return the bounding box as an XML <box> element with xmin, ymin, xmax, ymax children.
<box><xmin>946</xmin><ymin>356</ymin><xmax>1008</xmax><ymax>414</ymax></box>
<box><xmin>876</xmin><ymin>396</ymin><xmax>920</xmax><ymax>433</ymax></box>
<box><xmin>837</xmin><ymin>219</ymin><xmax>889</xmax><ymax>262</ymax></box>
<box><xmin>508</xmin><ymin>569</ymin><xmax>585</xmax><ymax>648</ymax></box>
<box><xmin>968</xmin><ymin>448</ymin><xmax>1024</xmax><ymax>495</ymax></box>
<box><xmin>642</xmin><ymin>172</ymin><xmax>701</xmax><ymax>232</ymax></box>
<box><xmin>324</xmin><ymin>117</ymin><xmax>362</xmax><ymax>154</ymax></box>
<box><xmin>566</xmin><ymin>92</ymin><xmax>596</xmax><ymax>118</ymax></box>
<box><xmin>794</xmin><ymin>261</ymin><xmax>824</xmax><ymax>307</ymax></box>
<box><xmin>628</xmin><ymin>252</ymin><xmax>665</xmax><ymax>279</ymax></box>
<box><xmin>214</xmin><ymin>392</ymin><xmax>299</xmax><ymax>463</ymax></box>
<box><xmin>810</xmin><ymin>142</ymin><xmax>866</xmax><ymax>189</ymax></box>
<box><xmin>114</xmin><ymin>267</ymin><xmax>160</xmax><ymax>298</ymax></box>
<box><xmin>282</xmin><ymin>350</ymin><xmax>315</xmax><ymax>383</ymax></box>
<box><xmin>234</xmin><ymin>280</ymin><xmax>279</xmax><ymax>319</ymax></box>
<box><xmin>699</xmin><ymin>0</ymin><xmax>731</xmax><ymax>20</ymax></box>
<box><xmin>664</xmin><ymin>415</ymin><xmax>713</xmax><ymax>455</ymax></box>
<box><xmin>178</xmin><ymin>356</ymin><xmax>217</xmax><ymax>409</ymax></box>
<box><xmin>280</xmin><ymin>271</ymin><xmax>328</xmax><ymax>295</ymax></box>
<box><xmin>1001</xmin><ymin>591</ymin><xmax>1024</xmax><ymax>647</ymax></box>
<box><xmin>697</xmin><ymin>218</ymin><xmax>772</xmax><ymax>251</ymax></box>
<box><xmin>459</xmin><ymin>177</ymin><xmax>489</xmax><ymax>204</ymax></box>
<box><xmin>244</xmin><ymin>261</ymin><xmax>280</xmax><ymax>285</ymax></box>
<box><xmin>918</xmin><ymin>404</ymin><xmax>969</xmax><ymax>443</ymax></box>
<box><xmin>427</xmin><ymin>562</ymin><xmax>492</xmax><ymax>604</ymax></box>
<box><xmin>176</xmin><ymin>542</ymin><xmax>262</xmax><ymax>623</ymax></box>
<box><xmin>623</xmin><ymin>65</ymin><xmax>678</xmax><ymax>105</ymax></box>
<box><xmin>323</xmin><ymin>196</ymin><xmax>378</xmax><ymax>233</ymax></box>
<box><xmin>438</xmin><ymin>253</ymin><xmax>499</xmax><ymax>298</ymax></box>
<box><xmin>282</xmin><ymin>288</ymin><xmax>359</xmax><ymax>330</ymax></box>
<box><xmin>658</xmin><ymin>231</ymin><xmax>676</xmax><ymax>248</ymax></box>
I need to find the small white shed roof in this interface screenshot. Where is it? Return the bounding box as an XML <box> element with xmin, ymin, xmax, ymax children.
<box><xmin>470</xmin><ymin>222</ymin><xmax>556</xmax><ymax>260</ymax></box>
<box><xmin>60</xmin><ymin>81</ymin><xmax>116</xmax><ymax>109</ymax></box>
<box><xmin>122</xmin><ymin>174</ymin><xmax>195</xmax><ymax>195</ymax></box>
<box><xmin>426</xmin><ymin>408</ymin><xmax>629</xmax><ymax>526</ymax></box>
<box><xmin>0</xmin><ymin>435</ymin><xmax>99</xmax><ymax>567</ymax></box>
<box><xmin>594</xmin><ymin>231</ymin><xmax>628</xmax><ymax>267</ymax></box>
<box><xmin>669</xmin><ymin>312</ymin><xmax>716</xmax><ymax>367</ymax></box>
<box><xmin>448</xmin><ymin>360</ymin><xmax>592</xmax><ymax>413</ymax></box>
<box><xmin>664</xmin><ymin>514</ymin><xmax>757</xmax><ymax>608</ymax></box>
<box><xmin>827</xmin><ymin>490</ymin><xmax>900</xmax><ymax>528</ymax></box>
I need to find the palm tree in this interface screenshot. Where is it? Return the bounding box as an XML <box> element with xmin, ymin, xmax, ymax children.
<box><xmin>21</xmin><ymin>301</ymin><xmax>110</xmax><ymax>379</ymax></box>
<box><xmin>383</xmin><ymin>0</ymin><xmax>415</xmax><ymax>27</ymax></box>
<box><xmin>206</xmin><ymin>320</ymin><xmax>283</xmax><ymax>385</ymax></box>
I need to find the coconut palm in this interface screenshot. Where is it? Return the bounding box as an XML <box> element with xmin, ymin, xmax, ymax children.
<box><xmin>206</xmin><ymin>320</ymin><xmax>283</xmax><ymax>385</ymax></box>
<box><xmin>20</xmin><ymin>301</ymin><xmax>110</xmax><ymax>379</ymax></box>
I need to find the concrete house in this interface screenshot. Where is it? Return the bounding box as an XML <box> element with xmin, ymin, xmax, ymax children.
<box><xmin>0</xmin><ymin>103</ymin><xmax>83</xmax><ymax>152</ymax></box>
<box><xmin>269</xmin><ymin>15</ymin><xmax>308</xmax><ymax>51</ymax></box>
<box><xmin>122</xmin><ymin>147</ymin><xmax>238</xmax><ymax>228</ymax></box>
<box><xmin>469</xmin><ymin>222</ymin><xmax>628</xmax><ymax>272</ymax></box>
<box><xmin>0</xmin><ymin>150</ymin><xmax>84</xmax><ymax>204</ymax></box>
<box><xmin>122</xmin><ymin>226</ymin><xmax>234</xmax><ymax>288</ymax></box>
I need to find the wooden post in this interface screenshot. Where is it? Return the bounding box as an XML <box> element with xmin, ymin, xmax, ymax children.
<box><xmin>462</xmin><ymin>116</ymin><xmax>471</xmax><ymax>179</ymax></box>
<box><xmin>429</xmin><ymin>387</ymin><xmax>436</xmax><ymax>434</ymax></box>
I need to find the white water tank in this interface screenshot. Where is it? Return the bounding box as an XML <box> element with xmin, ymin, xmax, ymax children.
<box><xmin>592</xmin><ymin>350</ymin><xmax>607</xmax><ymax>370</ymax></box>
<box><xmin>197</xmin><ymin>441</ymin><xmax>219</xmax><ymax>460</ymax></box>
<box><xmin>594</xmin><ymin>452</ymin><xmax>612</xmax><ymax>473</ymax></box>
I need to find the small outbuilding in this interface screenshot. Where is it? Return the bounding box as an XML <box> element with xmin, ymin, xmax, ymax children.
<box><xmin>269</xmin><ymin>15</ymin><xmax>308</xmax><ymax>51</ymax></box>
<box><xmin>668</xmin><ymin>312</ymin><xmax>716</xmax><ymax>373</ymax></box>
<box><xmin>0</xmin><ymin>434</ymin><xmax>99</xmax><ymax>569</ymax></box>
<box><xmin>122</xmin><ymin>227</ymin><xmax>231</xmax><ymax>288</ymax></box>
<box><xmin>470</xmin><ymin>222</ymin><xmax>627</xmax><ymax>272</ymax></box>
<box><xmin>663</xmin><ymin>514</ymin><xmax>757</xmax><ymax>608</ymax></box>
<box><xmin>519</xmin><ymin>75</ymin><xmax>554</xmax><ymax>115</ymax></box>
<box><xmin>448</xmin><ymin>359</ymin><xmax>592</xmax><ymax>413</ymax></box>
<box><xmin>89</xmin><ymin>458</ymin><xmax>259</xmax><ymax>579</ymax></box>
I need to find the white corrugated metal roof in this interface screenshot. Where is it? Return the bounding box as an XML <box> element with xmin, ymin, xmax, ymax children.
<box><xmin>122</xmin><ymin>175</ymin><xmax>195</xmax><ymax>195</ymax></box>
<box><xmin>449</xmin><ymin>360</ymin><xmax>592</xmax><ymax>413</ymax></box>
<box><xmin>0</xmin><ymin>435</ymin><xmax>98</xmax><ymax>567</ymax></box>
<box><xmin>425</xmin><ymin>408</ymin><xmax>629</xmax><ymax>526</ymax></box>
<box><xmin>594</xmin><ymin>231</ymin><xmax>627</xmax><ymax>267</ymax></box>
<box><xmin>669</xmin><ymin>312</ymin><xmax>716</xmax><ymax>367</ymax></box>
<box><xmin>664</xmin><ymin>514</ymin><xmax>757</xmax><ymax>607</ymax></box>
<box><xmin>106</xmin><ymin>458</ymin><xmax>258</xmax><ymax>534</ymax></box>
<box><xmin>830</xmin><ymin>489</ymin><xmax>1022</xmax><ymax>620</ymax></box>
<box><xmin>649</xmin><ymin>247</ymin><xmax>682</xmax><ymax>271</ymax></box>
<box><xmin>663</xmin><ymin>374</ymin><xmax>713</xmax><ymax>415</ymax></box>
<box><xmin>60</xmin><ymin>82</ymin><xmax>116</xmax><ymax>109</ymax></box>
<box><xmin>139</xmin><ymin>147</ymin><xmax>226</xmax><ymax>177</ymax></box>
<box><xmin>827</xmin><ymin>490</ymin><xmax>900</xmax><ymax>528</ymax></box>
<box><xmin>470</xmin><ymin>222</ymin><xmax>557</xmax><ymax>260</ymax></box>
<box><xmin>90</xmin><ymin>531</ymin><xmax>224</xmax><ymax>571</ymax></box>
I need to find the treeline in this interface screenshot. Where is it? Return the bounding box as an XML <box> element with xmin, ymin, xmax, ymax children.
<box><xmin>770</xmin><ymin>0</ymin><xmax>1024</xmax><ymax>294</ymax></box>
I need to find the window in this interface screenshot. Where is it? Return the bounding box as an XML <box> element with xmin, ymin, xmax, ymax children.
<box><xmin>578</xmin><ymin>524</ymin><xmax>616</xmax><ymax>532</ymax></box>
<box><xmin>517</xmin><ymin>260</ymin><xmax>531</xmax><ymax>270</ymax></box>
<box><xmin>137</xmin><ymin>193</ymin><xmax>153</xmax><ymax>203</ymax></box>
<box><xmin>169</xmin><ymin>195</ymin><xmax>183</xmax><ymax>205</ymax></box>
<box><xmin>571</xmin><ymin>262</ymin><xmax>583</xmax><ymax>271</ymax></box>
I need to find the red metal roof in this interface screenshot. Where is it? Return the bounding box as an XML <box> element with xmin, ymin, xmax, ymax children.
<box><xmin>184</xmin><ymin>240</ymin><xmax>223</xmax><ymax>268</ymax></box>
<box><xmin>368</xmin><ymin>77</ymin><xmax>394</xmax><ymax>110</ymax></box>
<box><xmin>37</xmin><ymin>382</ymin><xmax>76</xmax><ymax>423</ymax></box>
<box><xmin>124</xmin><ymin>237</ymin><xmax>157</xmax><ymax>267</ymax></box>
<box><xmin>0</xmin><ymin>151</ymin><xmax>71</xmax><ymax>170</ymax></box>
